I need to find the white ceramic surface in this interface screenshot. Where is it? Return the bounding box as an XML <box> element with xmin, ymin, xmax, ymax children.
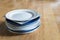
<box><xmin>8</xmin><ymin>12</ymin><xmax>32</xmax><ymax>21</ymax></box>
<box><xmin>6</xmin><ymin>19</ymin><xmax>40</xmax><ymax>30</ymax></box>
<box><xmin>5</xmin><ymin>9</ymin><xmax>40</xmax><ymax>22</ymax></box>
<box><xmin>8</xmin><ymin>24</ymin><xmax>40</xmax><ymax>34</ymax></box>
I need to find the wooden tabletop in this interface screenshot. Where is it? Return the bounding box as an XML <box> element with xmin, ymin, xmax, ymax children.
<box><xmin>0</xmin><ymin>0</ymin><xmax>60</xmax><ymax>40</ymax></box>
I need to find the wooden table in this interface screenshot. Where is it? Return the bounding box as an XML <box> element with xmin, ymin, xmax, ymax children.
<box><xmin>0</xmin><ymin>0</ymin><xmax>60</xmax><ymax>40</ymax></box>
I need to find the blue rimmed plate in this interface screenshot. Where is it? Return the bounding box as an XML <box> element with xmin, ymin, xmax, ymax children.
<box><xmin>5</xmin><ymin>9</ymin><xmax>40</xmax><ymax>24</ymax></box>
<box><xmin>6</xmin><ymin>18</ymin><xmax>40</xmax><ymax>30</ymax></box>
<box><xmin>7</xmin><ymin>25</ymin><xmax>40</xmax><ymax>34</ymax></box>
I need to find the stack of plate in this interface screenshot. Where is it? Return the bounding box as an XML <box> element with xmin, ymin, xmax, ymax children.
<box><xmin>5</xmin><ymin>9</ymin><xmax>40</xmax><ymax>34</ymax></box>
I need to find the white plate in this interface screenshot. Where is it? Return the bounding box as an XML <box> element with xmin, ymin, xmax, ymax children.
<box><xmin>5</xmin><ymin>9</ymin><xmax>40</xmax><ymax>21</ymax></box>
<box><xmin>7</xmin><ymin>25</ymin><xmax>40</xmax><ymax>34</ymax></box>
<box><xmin>5</xmin><ymin>19</ymin><xmax>40</xmax><ymax>30</ymax></box>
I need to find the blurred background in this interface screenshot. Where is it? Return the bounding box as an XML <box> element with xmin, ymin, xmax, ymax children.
<box><xmin>0</xmin><ymin>0</ymin><xmax>60</xmax><ymax>40</ymax></box>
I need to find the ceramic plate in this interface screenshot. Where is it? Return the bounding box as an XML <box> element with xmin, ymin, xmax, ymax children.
<box><xmin>5</xmin><ymin>9</ymin><xmax>40</xmax><ymax>22</ymax></box>
<box><xmin>6</xmin><ymin>18</ymin><xmax>40</xmax><ymax>30</ymax></box>
<box><xmin>6</xmin><ymin>16</ymin><xmax>40</xmax><ymax>25</ymax></box>
<box><xmin>7</xmin><ymin>25</ymin><xmax>40</xmax><ymax>34</ymax></box>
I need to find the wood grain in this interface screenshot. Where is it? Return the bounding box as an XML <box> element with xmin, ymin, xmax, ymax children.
<box><xmin>0</xmin><ymin>0</ymin><xmax>60</xmax><ymax>40</ymax></box>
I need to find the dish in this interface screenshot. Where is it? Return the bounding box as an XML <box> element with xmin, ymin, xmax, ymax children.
<box><xmin>6</xmin><ymin>16</ymin><xmax>40</xmax><ymax>25</ymax></box>
<box><xmin>5</xmin><ymin>9</ymin><xmax>40</xmax><ymax>22</ymax></box>
<box><xmin>5</xmin><ymin>9</ymin><xmax>40</xmax><ymax>34</ymax></box>
<box><xmin>7</xmin><ymin>25</ymin><xmax>40</xmax><ymax>34</ymax></box>
<box><xmin>6</xmin><ymin>18</ymin><xmax>40</xmax><ymax>30</ymax></box>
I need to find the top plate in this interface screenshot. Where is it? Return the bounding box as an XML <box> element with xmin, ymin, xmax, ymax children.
<box><xmin>5</xmin><ymin>9</ymin><xmax>40</xmax><ymax>21</ymax></box>
<box><xmin>11</xmin><ymin>12</ymin><xmax>32</xmax><ymax>21</ymax></box>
